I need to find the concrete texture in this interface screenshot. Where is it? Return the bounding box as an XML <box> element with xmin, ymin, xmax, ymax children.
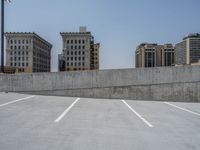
<box><xmin>0</xmin><ymin>93</ymin><xmax>200</xmax><ymax>150</ymax></box>
<box><xmin>0</xmin><ymin>66</ymin><xmax>200</xmax><ymax>102</ymax></box>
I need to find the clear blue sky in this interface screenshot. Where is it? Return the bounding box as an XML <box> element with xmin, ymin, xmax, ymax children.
<box><xmin>2</xmin><ymin>0</ymin><xmax>200</xmax><ymax>71</ymax></box>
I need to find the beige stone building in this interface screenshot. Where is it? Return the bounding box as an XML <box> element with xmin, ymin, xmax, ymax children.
<box><xmin>135</xmin><ymin>43</ymin><xmax>174</xmax><ymax>68</ymax></box>
<box><xmin>58</xmin><ymin>27</ymin><xmax>100</xmax><ymax>71</ymax></box>
<box><xmin>5</xmin><ymin>32</ymin><xmax>52</xmax><ymax>73</ymax></box>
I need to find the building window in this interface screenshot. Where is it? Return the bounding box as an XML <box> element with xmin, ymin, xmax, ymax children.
<box><xmin>79</xmin><ymin>46</ymin><xmax>81</xmax><ymax>49</ymax></box>
<box><xmin>82</xmin><ymin>62</ymin><xmax>85</xmax><ymax>66</ymax></box>
<box><xmin>82</xmin><ymin>57</ymin><xmax>85</xmax><ymax>61</ymax></box>
<box><xmin>82</xmin><ymin>51</ymin><xmax>85</xmax><ymax>55</ymax></box>
<box><xmin>26</xmin><ymin>52</ymin><xmax>28</xmax><ymax>55</ymax></box>
<box><xmin>71</xmin><ymin>51</ymin><xmax>73</xmax><ymax>55</ymax></box>
<box><xmin>71</xmin><ymin>57</ymin><xmax>73</xmax><ymax>61</ymax></box>
<box><xmin>71</xmin><ymin>40</ymin><xmax>73</xmax><ymax>44</ymax></box>
<box><xmin>10</xmin><ymin>52</ymin><xmax>12</xmax><ymax>55</ymax></box>
<box><xmin>10</xmin><ymin>63</ymin><xmax>13</xmax><ymax>66</ymax></box>
<box><xmin>82</xmin><ymin>40</ymin><xmax>85</xmax><ymax>44</ymax></box>
<box><xmin>26</xmin><ymin>63</ymin><xmax>28</xmax><ymax>67</ymax></box>
<box><xmin>26</xmin><ymin>57</ymin><xmax>28</xmax><ymax>61</ymax></box>
<box><xmin>67</xmin><ymin>40</ymin><xmax>69</xmax><ymax>44</ymax></box>
<box><xmin>10</xmin><ymin>46</ymin><xmax>13</xmax><ymax>50</ymax></box>
<box><xmin>75</xmin><ymin>40</ymin><xmax>77</xmax><ymax>44</ymax></box>
<box><xmin>145</xmin><ymin>51</ymin><xmax>155</xmax><ymax>67</ymax></box>
<box><xmin>18</xmin><ymin>52</ymin><xmax>20</xmax><ymax>55</ymax></box>
<box><xmin>10</xmin><ymin>57</ymin><xmax>13</xmax><ymax>61</ymax></box>
<box><xmin>79</xmin><ymin>40</ymin><xmax>81</xmax><ymax>44</ymax></box>
<box><xmin>82</xmin><ymin>46</ymin><xmax>85</xmax><ymax>49</ymax></box>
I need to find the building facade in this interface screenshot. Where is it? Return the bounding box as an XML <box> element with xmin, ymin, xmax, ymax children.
<box><xmin>58</xmin><ymin>27</ymin><xmax>100</xmax><ymax>71</ymax></box>
<box><xmin>175</xmin><ymin>33</ymin><xmax>200</xmax><ymax>65</ymax></box>
<box><xmin>5</xmin><ymin>32</ymin><xmax>52</xmax><ymax>73</ymax></box>
<box><xmin>135</xmin><ymin>43</ymin><xmax>174</xmax><ymax>68</ymax></box>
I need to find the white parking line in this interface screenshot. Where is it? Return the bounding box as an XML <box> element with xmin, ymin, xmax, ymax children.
<box><xmin>54</xmin><ymin>98</ymin><xmax>80</xmax><ymax>123</ymax></box>
<box><xmin>0</xmin><ymin>95</ymin><xmax>35</xmax><ymax>108</ymax></box>
<box><xmin>164</xmin><ymin>102</ymin><xmax>200</xmax><ymax>117</ymax></box>
<box><xmin>121</xmin><ymin>100</ymin><xmax>153</xmax><ymax>128</ymax></box>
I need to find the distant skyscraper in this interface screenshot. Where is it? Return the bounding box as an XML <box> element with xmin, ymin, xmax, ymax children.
<box><xmin>5</xmin><ymin>32</ymin><xmax>52</xmax><ymax>73</ymax></box>
<box><xmin>58</xmin><ymin>27</ymin><xmax>100</xmax><ymax>71</ymax></box>
<box><xmin>175</xmin><ymin>33</ymin><xmax>200</xmax><ymax>65</ymax></box>
<box><xmin>135</xmin><ymin>43</ymin><xmax>174</xmax><ymax>68</ymax></box>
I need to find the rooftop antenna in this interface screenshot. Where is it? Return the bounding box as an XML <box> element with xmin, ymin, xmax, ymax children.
<box><xmin>1</xmin><ymin>0</ymin><xmax>11</xmax><ymax>73</ymax></box>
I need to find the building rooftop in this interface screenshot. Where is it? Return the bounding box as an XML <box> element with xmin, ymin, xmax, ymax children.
<box><xmin>5</xmin><ymin>32</ymin><xmax>52</xmax><ymax>48</ymax></box>
<box><xmin>183</xmin><ymin>33</ymin><xmax>200</xmax><ymax>40</ymax></box>
<box><xmin>60</xmin><ymin>32</ymin><xmax>91</xmax><ymax>35</ymax></box>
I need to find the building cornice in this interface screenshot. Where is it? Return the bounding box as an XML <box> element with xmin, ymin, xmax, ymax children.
<box><xmin>5</xmin><ymin>32</ymin><xmax>52</xmax><ymax>48</ymax></box>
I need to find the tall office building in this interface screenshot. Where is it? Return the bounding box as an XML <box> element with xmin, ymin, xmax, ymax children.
<box><xmin>5</xmin><ymin>32</ymin><xmax>52</xmax><ymax>73</ymax></box>
<box><xmin>135</xmin><ymin>43</ymin><xmax>174</xmax><ymax>68</ymax></box>
<box><xmin>175</xmin><ymin>33</ymin><xmax>200</xmax><ymax>65</ymax></box>
<box><xmin>58</xmin><ymin>27</ymin><xmax>100</xmax><ymax>71</ymax></box>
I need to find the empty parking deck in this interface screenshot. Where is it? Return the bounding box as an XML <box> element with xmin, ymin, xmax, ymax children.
<box><xmin>0</xmin><ymin>92</ymin><xmax>200</xmax><ymax>150</ymax></box>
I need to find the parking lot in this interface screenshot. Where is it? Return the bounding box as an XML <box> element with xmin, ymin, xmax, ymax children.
<box><xmin>0</xmin><ymin>92</ymin><xmax>200</xmax><ymax>150</ymax></box>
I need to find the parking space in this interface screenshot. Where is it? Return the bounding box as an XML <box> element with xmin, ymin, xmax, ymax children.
<box><xmin>0</xmin><ymin>92</ymin><xmax>200</xmax><ymax>150</ymax></box>
<box><xmin>0</xmin><ymin>92</ymin><xmax>31</xmax><ymax>104</ymax></box>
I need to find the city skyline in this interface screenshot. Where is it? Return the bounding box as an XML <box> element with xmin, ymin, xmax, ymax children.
<box><xmin>1</xmin><ymin>0</ymin><xmax>200</xmax><ymax>71</ymax></box>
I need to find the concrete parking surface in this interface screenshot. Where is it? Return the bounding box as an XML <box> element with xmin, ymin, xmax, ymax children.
<box><xmin>0</xmin><ymin>92</ymin><xmax>200</xmax><ymax>150</ymax></box>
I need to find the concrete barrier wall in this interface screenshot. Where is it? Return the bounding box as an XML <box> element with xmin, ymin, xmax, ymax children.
<box><xmin>0</xmin><ymin>66</ymin><xmax>200</xmax><ymax>102</ymax></box>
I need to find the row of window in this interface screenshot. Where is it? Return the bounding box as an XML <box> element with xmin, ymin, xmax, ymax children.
<box><xmin>66</xmin><ymin>68</ymin><xmax>86</xmax><ymax>71</ymax></box>
<box><xmin>10</xmin><ymin>51</ymin><xmax>29</xmax><ymax>55</ymax></box>
<box><xmin>65</xmin><ymin>51</ymin><xmax>85</xmax><ymax>55</ymax></box>
<box><xmin>66</xmin><ymin>39</ymin><xmax>85</xmax><ymax>44</ymax></box>
<box><xmin>66</xmin><ymin>62</ymin><xmax>85</xmax><ymax>67</ymax></box>
<box><xmin>33</xmin><ymin>58</ymin><xmax>50</xmax><ymax>65</ymax></box>
<box><xmin>10</xmin><ymin>62</ymin><xmax>29</xmax><ymax>67</ymax></box>
<box><xmin>33</xmin><ymin>64</ymin><xmax>49</xmax><ymax>69</ymax></box>
<box><xmin>65</xmin><ymin>45</ymin><xmax>85</xmax><ymax>50</ymax></box>
<box><xmin>9</xmin><ymin>45</ymin><xmax>29</xmax><ymax>50</ymax></box>
<box><xmin>66</xmin><ymin>57</ymin><xmax>85</xmax><ymax>61</ymax></box>
<box><xmin>8</xmin><ymin>39</ymin><xmax>30</xmax><ymax>44</ymax></box>
<box><xmin>10</xmin><ymin>57</ymin><xmax>28</xmax><ymax>61</ymax></box>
